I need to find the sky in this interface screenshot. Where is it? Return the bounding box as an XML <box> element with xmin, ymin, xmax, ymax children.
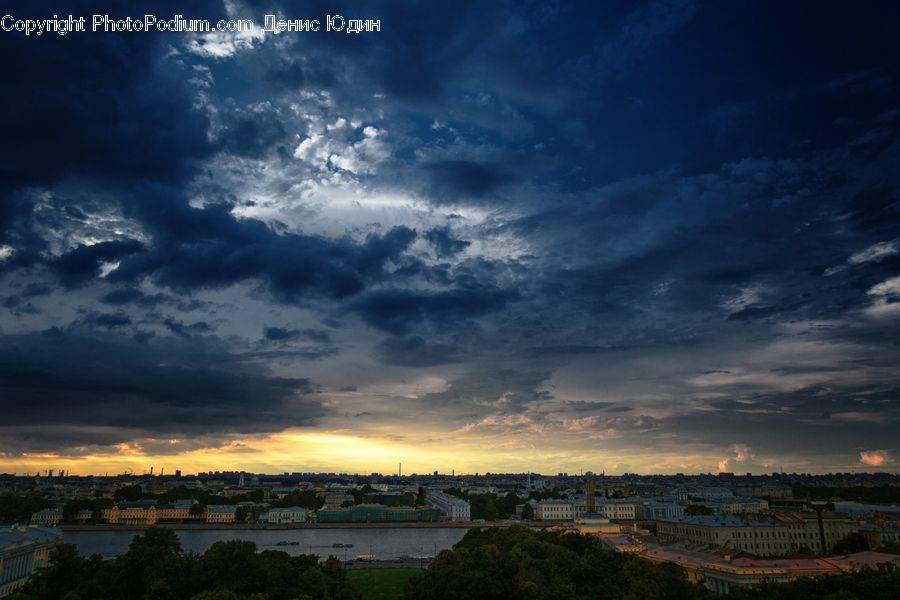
<box><xmin>2</xmin><ymin>0</ymin><xmax>900</xmax><ymax>476</ymax></box>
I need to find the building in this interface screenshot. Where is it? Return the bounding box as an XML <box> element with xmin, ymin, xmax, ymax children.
<box><xmin>643</xmin><ymin>498</ymin><xmax>686</xmax><ymax>521</ymax></box>
<box><xmin>0</xmin><ymin>526</ymin><xmax>61</xmax><ymax>598</ymax></box>
<box><xmin>859</xmin><ymin>523</ymin><xmax>900</xmax><ymax>549</ymax></box>
<box><xmin>316</xmin><ymin>504</ymin><xmax>442</xmax><ymax>523</ymax></box>
<box><xmin>103</xmin><ymin>501</ymin><xmax>159</xmax><ymax>525</ymax></box>
<box><xmin>575</xmin><ymin>516</ymin><xmax>622</xmax><ymax>535</ymax></box>
<box><xmin>323</xmin><ymin>493</ymin><xmax>355</xmax><ymax>508</ymax></box>
<box><xmin>29</xmin><ymin>509</ymin><xmax>62</xmax><ymax>527</ymax></box>
<box><xmin>657</xmin><ymin>516</ymin><xmax>793</xmax><ymax>557</ymax></box>
<box><xmin>733</xmin><ymin>484</ymin><xmax>792</xmax><ymax>499</ymax></box>
<box><xmin>535</xmin><ymin>499</ymin><xmax>574</xmax><ymax>521</ymax></box>
<box><xmin>772</xmin><ymin>512</ymin><xmax>858</xmax><ymax>555</ymax></box>
<box><xmin>205</xmin><ymin>505</ymin><xmax>237</xmax><ymax>523</ymax></box>
<box><xmin>364</xmin><ymin>492</ymin><xmax>415</xmax><ymax>506</ymax></box>
<box><xmin>643</xmin><ymin>544</ymin><xmax>900</xmax><ymax>595</ymax></box>
<box><xmin>266</xmin><ymin>507</ymin><xmax>308</xmax><ymax>524</ymax></box>
<box><xmin>695</xmin><ymin>487</ymin><xmax>734</xmax><ymax>499</ymax></box>
<box><xmin>270</xmin><ymin>486</ymin><xmax>298</xmax><ymax>499</ymax></box>
<box><xmin>74</xmin><ymin>509</ymin><xmax>93</xmax><ymax>523</ymax></box>
<box><xmin>425</xmin><ymin>490</ymin><xmax>471</xmax><ymax>522</ymax></box>
<box><xmin>655</xmin><ymin>510</ymin><xmax>863</xmax><ymax>558</ymax></box>
<box><xmin>697</xmin><ymin>497</ymin><xmax>769</xmax><ymax>515</ymax></box>
<box><xmin>595</xmin><ymin>498</ymin><xmax>641</xmax><ymax>521</ymax></box>
<box><xmin>157</xmin><ymin>500</ymin><xmax>197</xmax><ymax>522</ymax></box>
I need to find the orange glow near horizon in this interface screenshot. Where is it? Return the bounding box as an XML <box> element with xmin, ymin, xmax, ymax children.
<box><xmin>0</xmin><ymin>428</ymin><xmax>858</xmax><ymax>476</ymax></box>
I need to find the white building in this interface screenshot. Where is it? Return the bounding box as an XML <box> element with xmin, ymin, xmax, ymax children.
<box><xmin>266</xmin><ymin>507</ymin><xmax>307</xmax><ymax>524</ymax></box>
<box><xmin>535</xmin><ymin>500</ymin><xmax>574</xmax><ymax>521</ymax></box>
<box><xmin>702</xmin><ymin>497</ymin><xmax>769</xmax><ymax>515</ymax></box>
<box><xmin>643</xmin><ymin>499</ymin><xmax>685</xmax><ymax>521</ymax></box>
<box><xmin>425</xmin><ymin>490</ymin><xmax>471</xmax><ymax>522</ymax></box>
<box><xmin>1</xmin><ymin>526</ymin><xmax>61</xmax><ymax>598</ymax></box>
<box><xmin>595</xmin><ymin>499</ymin><xmax>640</xmax><ymax>521</ymax></box>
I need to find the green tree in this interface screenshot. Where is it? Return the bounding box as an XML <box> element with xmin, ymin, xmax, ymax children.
<box><xmin>114</xmin><ymin>485</ymin><xmax>144</xmax><ymax>502</ymax></box>
<box><xmin>833</xmin><ymin>533</ymin><xmax>870</xmax><ymax>555</ymax></box>
<box><xmin>495</xmin><ymin>492</ymin><xmax>521</xmax><ymax>518</ymax></box>
<box><xmin>0</xmin><ymin>493</ymin><xmax>53</xmax><ymax>523</ymax></box>
<box><xmin>879</xmin><ymin>541</ymin><xmax>900</xmax><ymax>555</ymax></box>
<box><xmin>521</xmin><ymin>503</ymin><xmax>535</xmax><ymax>520</ymax></box>
<box><xmin>404</xmin><ymin>527</ymin><xmax>715</xmax><ymax>600</ymax></box>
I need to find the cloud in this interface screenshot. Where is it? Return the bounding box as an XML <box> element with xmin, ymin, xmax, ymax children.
<box><xmin>52</xmin><ymin>240</ymin><xmax>145</xmax><ymax>287</ymax></box>
<box><xmin>717</xmin><ymin>444</ymin><xmax>767</xmax><ymax>473</ymax></box>
<box><xmin>0</xmin><ymin>329</ymin><xmax>324</xmax><ymax>455</ymax></box>
<box><xmin>375</xmin><ymin>335</ymin><xmax>464</xmax><ymax>366</ymax></box>
<box><xmin>263</xmin><ymin>327</ymin><xmax>332</xmax><ymax>344</ymax></box>
<box><xmin>424</xmin><ymin>226</ymin><xmax>471</xmax><ymax>258</ymax></box>
<box><xmin>859</xmin><ymin>450</ymin><xmax>890</xmax><ymax>467</ymax></box>
<box><xmin>351</xmin><ymin>287</ymin><xmax>519</xmax><ymax>334</ymax></box>
<box><xmin>294</xmin><ymin>125</ymin><xmax>390</xmax><ymax>175</ymax></box>
<box><xmin>421</xmin><ymin>160</ymin><xmax>513</xmax><ymax>203</ymax></box>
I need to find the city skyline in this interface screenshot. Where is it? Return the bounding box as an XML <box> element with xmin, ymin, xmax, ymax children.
<box><xmin>3</xmin><ymin>1</ymin><xmax>900</xmax><ymax>477</ymax></box>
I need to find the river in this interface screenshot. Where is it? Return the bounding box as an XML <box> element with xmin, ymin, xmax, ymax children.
<box><xmin>63</xmin><ymin>527</ymin><xmax>468</xmax><ymax>561</ymax></box>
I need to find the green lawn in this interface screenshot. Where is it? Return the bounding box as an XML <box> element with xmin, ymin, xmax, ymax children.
<box><xmin>347</xmin><ymin>568</ymin><xmax>423</xmax><ymax>600</ymax></box>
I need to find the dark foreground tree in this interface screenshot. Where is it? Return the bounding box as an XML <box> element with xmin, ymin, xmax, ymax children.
<box><xmin>403</xmin><ymin>527</ymin><xmax>714</xmax><ymax>600</ymax></box>
<box><xmin>728</xmin><ymin>563</ymin><xmax>900</xmax><ymax>600</ymax></box>
<box><xmin>13</xmin><ymin>527</ymin><xmax>359</xmax><ymax>600</ymax></box>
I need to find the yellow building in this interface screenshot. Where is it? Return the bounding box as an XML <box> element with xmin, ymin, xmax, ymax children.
<box><xmin>103</xmin><ymin>502</ymin><xmax>158</xmax><ymax>525</ymax></box>
<box><xmin>575</xmin><ymin>516</ymin><xmax>623</xmax><ymax>535</ymax></box>
<box><xmin>29</xmin><ymin>509</ymin><xmax>62</xmax><ymax>527</ymax></box>
<box><xmin>205</xmin><ymin>505</ymin><xmax>237</xmax><ymax>523</ymax></box>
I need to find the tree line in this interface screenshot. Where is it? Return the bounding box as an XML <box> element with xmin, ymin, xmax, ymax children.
<box><xmin>404</xmin><ymin>527</ymin><xmax>900</xmax><ymax>600</ymax></box>
<box><xmin>13</xmin><ymin>528</ymin><xmax>359</xmax><ymax>600</ymax></box>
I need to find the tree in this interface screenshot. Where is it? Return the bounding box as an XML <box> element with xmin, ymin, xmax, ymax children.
<box><xmin>468</xmin><ymin>494</ymin><xmax>498</xmax><ymax>521</ymax></box>
<box><xmin>62</xmin><ymin>498</ymin><xmax>112</xmax><ymax>522</ymax></box>
<box><xmin>0</xmin><ymin>493</ymin><xmax>53</xmax><ymax>523</ymax></box>
<box><xmin>496</xmin><ymin>492</ymin><xmax>521</xmax><ymax>519</ymax></box>
<box><xmin>521</xmin><ymin>503</ymin><xmax>535</xmax><ymax>520</ymax></box>
<box><xmin>114</xmin><ymin>485</ymin><xmax>144</xmax><ymax>502</ymax></box>
<box><xmin>14</xmin><ymin>530</ymin><xmax>360</xmax><ymax>600</ymax></box>
<box><xmin>879</xmin><ymin>541</ymin><xmax>900</xmax><ymax>555</ymax></box>
<box><xmin>118</xmin><ymin>527</ymin><xmax>184</xmax><ymax>594</ymax></box>
<box><xmin>404</xmin><ymin>527</ymin><xmax>715</xmax><ymax>600</ymax></box>
<box><xmin>833</xmin><ymin>533</ymin><xmax>870</xmax><ymax>555</ymax></box>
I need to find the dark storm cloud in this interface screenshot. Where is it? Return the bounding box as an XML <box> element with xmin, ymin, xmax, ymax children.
<box><xmin>375</xmin><ymin>335</ymin><xmax>464</xmax><ymax>367</ymax></box>
<box><xmin>263</xmin><ymin>326</ymin><xmax>332</xmax><ymax>344</ymax></box>
<box><xmin>101</xmin><ymin>288</ymin><xmax>156</xmax><ymax>306</ymax></box>
<box><xmin>162</xmin><ymin>317</ymin><xmax>214</xmax><ymax>338</ymax></box>
<box><xmin>52</xmin><ymin>240</ymin><xmax>145</xmax><ymax>287</ymax></box>
<box><xmin>87</xmin><ymin>312</ymin><xmax>133</xmax><ymax>329</ymax></box>
<box><xmin>421</xmin><ymin>161</ymin><xmax>513</xmax><ymax>204</ymax></box>
<box><xmin>106</xmin><ymin>196</ymin><xmax>420</xmax><ymax>301</ymax></box>
<box><xmin>351</xmin><ymin>286</ymin><xmax>519</xmax><ymax>334</ymax></box>
<box><xmin>424</xmin><ymin>226</ymin><xmax>471</xmax><ymax>258</ymax></box>
<box><xmin>0</xmin><ymin>329</ymin><xmax>324</xmax><ymax>454</ymax></box>
<box><xmin>0</xmin><ymin>1</ymin><xmax>222</xmax><ymax>192</ymax></box>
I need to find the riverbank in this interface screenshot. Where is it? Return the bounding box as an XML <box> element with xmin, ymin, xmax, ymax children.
<box><xmin>60</xmin><ymin>520</ymin><xmax>557</xmax><ymax>532</ymax></box>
